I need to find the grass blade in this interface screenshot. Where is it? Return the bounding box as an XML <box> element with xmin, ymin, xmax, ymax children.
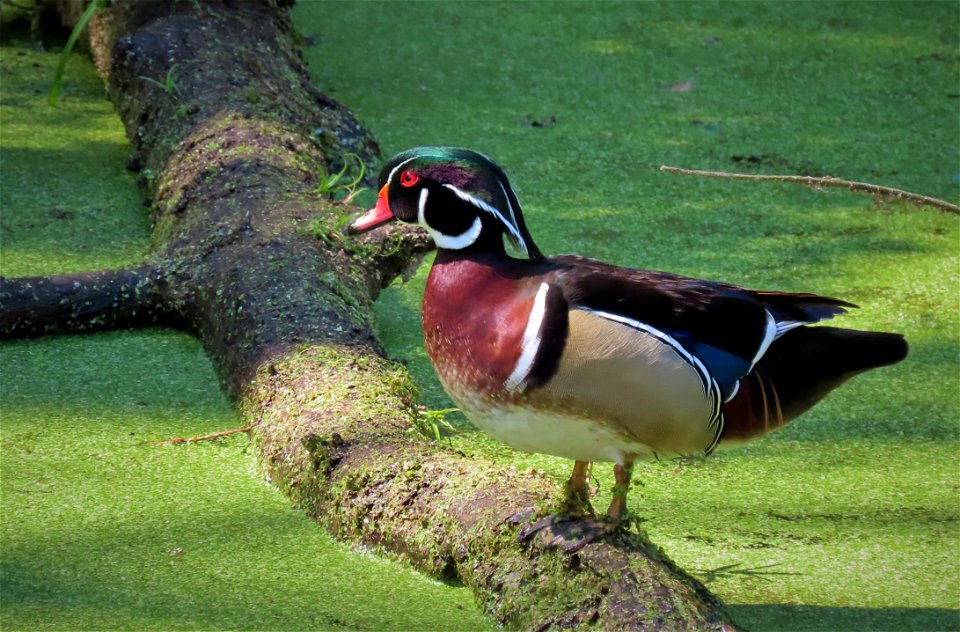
<box><xmin>49</xmin><ymin>0</ymin><xmax>104</xmax><ymax>107</ymax></box>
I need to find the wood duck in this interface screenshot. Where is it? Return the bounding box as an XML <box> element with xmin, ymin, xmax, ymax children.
<box><xmin>349</xmin><ymin>146</ymin><xmax>908</xmax><ymax>522</ymax></box>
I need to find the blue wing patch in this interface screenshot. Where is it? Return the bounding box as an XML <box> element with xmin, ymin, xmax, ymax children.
<box><xmin>672</xmin><ymin>333</ymin><xmax>751</xmax><ymax>401</ymax></box>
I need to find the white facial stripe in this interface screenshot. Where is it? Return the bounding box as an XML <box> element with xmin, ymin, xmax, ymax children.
<box><xmin>505</xmin><ymin>282</ymin><xmax>551</xmax><ymax>391</ymax></box>
<box><xmin>418</xmin><ymin>187</ymin><xmax>482</xmax><ymax>250</ymax></box>
<box><xmin>496</xmin><ymin>180</ymin><xmax>528</xmax><ymax>255</ymax></box>
<box><xmin>443</xmin><ymin>184</ymin><xmax>528</xmax><ymax>253</ymax></box>
<box><xmin>417</xmin><ymin>187</ymin><xmax>429</xmax><ymax>223</ymax></box>
<box><xmin>386</xmin><ymin>156</ymin><xmax>419</xmax><ymax>187</ymax></box>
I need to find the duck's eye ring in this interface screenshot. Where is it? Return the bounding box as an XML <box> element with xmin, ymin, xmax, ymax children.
<box><xmin>399</xmin><ymin>170</ymin><xmax>420</xmax><ymax>188</ymax></box>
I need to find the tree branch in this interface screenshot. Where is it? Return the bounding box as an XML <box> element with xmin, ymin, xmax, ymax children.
<box><xmin>659</xmin><ymin>165</ymin><xmax>960</xmax><ymax>215</ymax></box>
<box><xmin>0</xmin><ymin>264</ymin><xmax>174</xmax><ymax>338</ymax></box>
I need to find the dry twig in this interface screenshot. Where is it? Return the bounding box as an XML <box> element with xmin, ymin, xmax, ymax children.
<box><xmin>659</xmin><ymin>166</ymin><xmax>960</xmax><ymax>215</ymax></box>
<box><xmin>159</xmin><ymin>423</ymin><xmax>256</xmax><ymax>446</ymax></box>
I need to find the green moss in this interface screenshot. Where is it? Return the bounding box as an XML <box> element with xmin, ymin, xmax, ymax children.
<box><xmin>0</xmin><ymin>43</ymin><xmax>148</xmax><ymax>277</ymax></box>
<box><xmin>296</xmin><ymin>1</ymin><xmax>959</xmax><ymax>630</ymax></box>
<box><xmin>247</xmin><ymin>344</ymin><xmax>424</xmax><ymax>511</ymax></box>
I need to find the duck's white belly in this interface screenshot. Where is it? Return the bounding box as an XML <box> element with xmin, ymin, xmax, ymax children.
<box><xmin>463</xmin><ymin>405</ymin><xmax>656</xmax><ymax>463</ymax></box>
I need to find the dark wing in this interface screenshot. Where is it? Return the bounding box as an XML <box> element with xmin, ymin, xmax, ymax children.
<box><xmin>547</xmin><ymin>255</ymin><xmax>856</xmax><ymax>399</ymax></box>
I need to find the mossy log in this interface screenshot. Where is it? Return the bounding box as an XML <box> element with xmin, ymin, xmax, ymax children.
<box><xmin>0</xmin><ymin>1</ymin><xmax>737</xmax><ymax>628</ymax></box>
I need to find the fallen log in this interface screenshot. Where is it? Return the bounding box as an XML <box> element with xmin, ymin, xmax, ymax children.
<box><xmin>0</xmin><ymin>1</ymin><xmax>736</xmax><ymax>628</ymax></box>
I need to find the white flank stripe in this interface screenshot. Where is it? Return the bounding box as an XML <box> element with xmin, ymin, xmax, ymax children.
<box><xmin>725</xmin><ymin>380</ymin><xmax>740</xmax><ymax>403</ymax></box>
<box><xmin>418</xmin><ymin>187</ymin><xmax>429</xmax><ymax>220</ymax></box>
<box><xmin>585</xmin><ymin>309</ymin><xmax>713</xmax><ymax>396</ymax></box>
<box><xmin>504</xmin><ymin>282</ymin><xmax>551</xmax><ymax>391</ymax></box>
<box><xmin>418</xmin><ymin>188</ymin><xmax>482</xmax><ymax>249</ymax></box>
<box><xmin>704</xmin><ymin>413</ymin><xmax>725</xmax><ymax>454</ymax></box>
<box><xmin>586</xmin><ymin>308</ymin><xmax>725</xmax><ymax>455</ymax></box>
<box><xmin>444</xmin><ymin>184</ymin><xmax>526</xmax><ymax>251</ymax></box>
<box><xmin>775</xmin><ymin>319</ymin><xmax>805</xmax><ymax>336</ymax></box>
<box><xmin>750</xmin><ymin>310</ymin><xmax>779</xmax><ymax>368</ymax></box>
<box><xmin>708</xmin><ymin>381</ymin><xmax>723</xmax><ymax>426</ymax></box>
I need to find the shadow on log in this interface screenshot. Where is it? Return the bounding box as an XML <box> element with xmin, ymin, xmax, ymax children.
<box><xmin>0</xmin><ymin>1</ymin><xmax>736</xmax><ymax>628</ymax></box>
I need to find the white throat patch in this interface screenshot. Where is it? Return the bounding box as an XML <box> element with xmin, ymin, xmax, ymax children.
<box><xmin>418</xmin><ymin>188</ymin><xmax>482</xmax><ymax>250</ymax></box>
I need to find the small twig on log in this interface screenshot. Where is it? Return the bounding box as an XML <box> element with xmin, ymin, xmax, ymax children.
<box><xmin>659</xmin><ymin>166</ymin><xmax>960</xmax><ymax>215</ymax></box>
<box><xmin>158</xmin><ymin>423</ymin><xmax>256</xmax><ymax>446</ymax></box>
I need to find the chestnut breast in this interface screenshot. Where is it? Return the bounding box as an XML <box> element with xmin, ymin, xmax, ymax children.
<box><xmin>423</xmin><ymin>255</ymin><xmax>542</xmax><ymax>399</ymax></box>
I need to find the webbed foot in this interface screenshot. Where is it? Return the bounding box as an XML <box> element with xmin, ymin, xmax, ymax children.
<box><xmin>517</xmin><ymin>512</ymin><xmax>625</xmax><ymax>554</ymax></box>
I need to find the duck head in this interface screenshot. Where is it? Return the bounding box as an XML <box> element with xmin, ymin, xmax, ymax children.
<box><xmin>349</xmin><ymin>147</ymin><xmax>543</xmax><ymax>260</ymax></box>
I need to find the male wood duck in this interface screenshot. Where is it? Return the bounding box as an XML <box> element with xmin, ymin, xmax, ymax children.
<box><xmin>349</xmin><ymin>146</ymin><xmax>908</xmax><ymax>522</ymax></box>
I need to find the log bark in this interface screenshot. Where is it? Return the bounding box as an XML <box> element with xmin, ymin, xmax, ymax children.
<box><xmin>0</xmin><ymin>265</ymin><xmax>173</xmax><ymax>337</ymax></box>
<box><xmin>0</xmin><ymin>1</ymin><xmax>737</xmax><ymax>628</ymax></box>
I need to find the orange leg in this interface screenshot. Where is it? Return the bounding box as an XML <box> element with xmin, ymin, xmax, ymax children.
<box><xmin>606</xmin><ymin>461</ymin><xmax>634</xmax><ymax>521</ymax></box>
<box><xmin>519</xmin><ymin>460</ymin><xmax>629</xmax><ymax>553</ymax></box>
<box><xmin>564</xmin><ymin>460</ymin><xmax>591</xmax><ymax>508</ymax></box>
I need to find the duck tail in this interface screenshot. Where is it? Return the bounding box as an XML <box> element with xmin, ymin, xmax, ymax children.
<box><xmin>719</xmin><ymin>327</ymin><xmax>908</xmax><ymax>444</ymax></box>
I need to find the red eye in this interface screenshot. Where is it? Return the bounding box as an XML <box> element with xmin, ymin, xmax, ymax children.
<box><xmin>399</xmin><ymin>170</ymin><xmax>420</xmax><ymax>187</ymax></box>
